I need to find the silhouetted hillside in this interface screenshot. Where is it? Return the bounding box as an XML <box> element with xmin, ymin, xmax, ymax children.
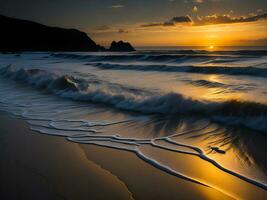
<box><xmin>0</xmin><ymin>15</ymin><xmax>104</xmax><ymax>52</ymax></box>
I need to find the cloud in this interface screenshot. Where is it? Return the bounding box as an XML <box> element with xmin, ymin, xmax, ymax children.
<box><xmin>141</xmin><ymin>16</ymin><xmax>192</xmax><ymax>27</ymax></box>
<box><xmin>195</xmin><ymin>13</ymin><xmax>267</xmax><ymax>25</ymax></box>
<box><xmin>141</xmin><ymin>23</ymin><xmax>163</xmax><ymax>27</ymax></box>
<box><xmin>172</xmin><ymin>16</ymin><xmax>192</xmax><ymax>23</ymax></box>
<box><xmin>141</xmin><ymin>12</ymin><xmax>267</xmax><ymax>28</ymax></box>
<box><xmin>95</xmin><ymin>25</ymin><xmax>111</xmax><ymax>31</ymax></box>
<box><xmin>108</xmin><ymin>5</ymin><xmax>125</xmax><ymax>9</ymax></box>
<box><xmin>91</xmin><ymin>25</ymin><xmax>131</xmax><ymax>35</ymax></box>
<box><xmin>184</xmin><ymin>0</ymin><xmax>204</xmax><ymax>3</ymax></box>
<box><xmin>235</xmin><ymin>38</ymin><xmax>267</xmax><ymax>45</ymax></box>
<box><xmin>118</xmin><ymin>29</ymin><xmax>129</xmax><ymax>33</ymax></box>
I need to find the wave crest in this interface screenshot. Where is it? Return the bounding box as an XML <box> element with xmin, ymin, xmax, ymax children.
<box><xmin>1</xmin><ymin>65</ymin><xmax>267</xmax><ymax>131</ymax></box>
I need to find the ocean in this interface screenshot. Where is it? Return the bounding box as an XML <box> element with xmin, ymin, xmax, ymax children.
<box><xmin>1</xmin><ymin>48</ymin><xmax>267</xmax><ymax>192</ymax></box>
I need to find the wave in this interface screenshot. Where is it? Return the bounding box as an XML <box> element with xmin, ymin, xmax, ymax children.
<box><xmin>51</xmin><ymin>50</ymin><xmax>267</xmax><ymax>62</ymax></box>
<box><xmin>205</xmin><ymin>58</ymin><xmax>240</xmax><ymax>64</ymax></box>
<box><xmin>90</xmin><ymin>62</ymin><xmax>267</xmax><ymax>77</ymax></box>
<box><xmin>227</xmin><ymin>50</ymin><xmax>267</xmax><ymax>56</ymax></box>
<box><xmin>190</xmin><ymin>80</ymin><xmax>227</xmax><ymax>88</ymax></box>
<box><xmin>190</xmin><ymin>80</ymin><xmax>255</xmax><ymax>92</ymax></box>
<box><xmin>1</xmin><ymin>65</ymin><xmax>267</xmax><ymax>132</ymax></box>
<box><xmin>51</xmin><ymin>53</ymin><xmax>232</xmax><ymax>63</ymax></box>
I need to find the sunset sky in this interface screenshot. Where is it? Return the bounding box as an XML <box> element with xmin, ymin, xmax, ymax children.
<box><xmin>1</xmin><ymin>0</ymin><xmax>267</xmax><ymax>47</ymax></box>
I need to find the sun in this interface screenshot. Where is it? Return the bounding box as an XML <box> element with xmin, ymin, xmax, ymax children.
<box><xmin>209</xmin><ymin>45</ymin><xmax>214</xmax><ymax>50</ymax></box>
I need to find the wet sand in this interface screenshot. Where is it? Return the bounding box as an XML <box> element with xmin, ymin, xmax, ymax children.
<box><xmin>0</xmin><ymin>112</ymin><xmax>261</xmax><ymax>200</ymax></box>
<box><xmin>0</xmin><ymin>113</ymin><xmax>132</xmax><ymax>200</ymax></box>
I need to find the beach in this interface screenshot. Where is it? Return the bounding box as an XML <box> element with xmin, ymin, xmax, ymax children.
<box><xmin>0</xmin><ymin>112</ymin><xmax>134</xmax><ymax>200</ymax></box>
<box><xmin>0</xmin><ymin>112</ymin><xmax>236</xmax><ymax>200</ymax></box>
<box><xmin>1</xmin><ymin>111</ymin><xmax>267</xmax><ymax>199</ymax></box>
<box><xmin>1</xmin><ymin>1</ymin><xmax>267</xmax><ymax>198</ymax></box>
<box><xmin>1</xmin><ymin>50</ymin><xmax>267</xmax><ymax>199</ymax></box>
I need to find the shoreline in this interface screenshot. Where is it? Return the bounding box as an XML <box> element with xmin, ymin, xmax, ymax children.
<box><xmin>0</xmin><ymin>112</ymin><xmax>235</xmax><ymax>200</ymax></box>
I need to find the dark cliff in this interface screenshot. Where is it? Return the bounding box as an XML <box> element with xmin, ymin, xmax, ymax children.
<box><xmin>0</xmin><ymin>15</ymin><xmax>103</xmax><ymax>52</ymax></box>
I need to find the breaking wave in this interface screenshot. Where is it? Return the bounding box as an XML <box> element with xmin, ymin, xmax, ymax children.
<box><xmin>1</xmin><ymin>65</ymin><xmax>267</xmax><ymax>132</ymax></box>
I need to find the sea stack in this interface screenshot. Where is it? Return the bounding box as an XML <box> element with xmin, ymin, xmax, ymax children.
<box><xmin>109</xmin><ymin>41</ymin><xmax>136</xmax><ymax>52</ymax></box>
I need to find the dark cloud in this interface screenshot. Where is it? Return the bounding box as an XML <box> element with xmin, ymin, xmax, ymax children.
<box><xmin>171</xmin><ymin>16</ymin><xmax>192</xmax><ymax>23</ymax></box>
<box><xmin>141</xmin><ymin>16</ymin><xmax>192</xmax><ymax>27</ymax></box>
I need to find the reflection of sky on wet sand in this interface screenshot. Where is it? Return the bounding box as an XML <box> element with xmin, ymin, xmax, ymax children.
<box><xmin>100</xmin><ymin>112</ymin><xmax>267</xmax><ymax>186</ymax></box>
